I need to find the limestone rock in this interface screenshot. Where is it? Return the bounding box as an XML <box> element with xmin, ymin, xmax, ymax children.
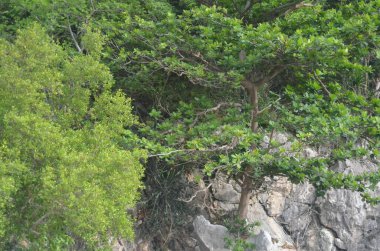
<box><xmin>247</xmin><ymin>201</ymin><xmax>295</xmax><ymax>250</ymax></box>
<box><xmin>280</xmin><ymin>182</ymin><xmax>315</xmax><ymax>238</ymax></box>
<box><xmin>316</xmin><ymin>188</ymin><xmax>380</xmax><ymax>251</ymax></box>
<box><xmin>213</xmin><ymin>182</ymin><xmax>240</xmax><ymax>204</ymax></box>
<box><xmin>300</xmin><ymin>228</ymin><xmax>336</xmax><ymax>251</ymax></box>
<box><xmin>333</xmin><ymin>159</ymin><xmax>378</xmax><ymax>175</ymax></box>
<box><xmin>193</xmin><ymin>215</ymin><xmax>230</xmax><ymax>251</ymax></box>
<box><xmin>259</xmin><ymin>177</ymin><xmax>293</xmax><ymax>217</ymax></box>
<box><xmin>180</xmin><ymin>159</ymin><xmax>380</xmax><ymax>251</ymax></box>
<box><xmin>248</xmin><ymin>230</ymin><xmax>279</xmax><ymax>251</ymax></box>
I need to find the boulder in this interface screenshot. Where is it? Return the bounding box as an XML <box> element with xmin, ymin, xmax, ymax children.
<box><xmin>247</xmin><ymin>201</ymin><xmax>295</xmax><ymax>250</ymax></box>
<box><xmin>193</xmin><ymin>215</ymin><xmax>230</xmax><ymax>251</ymax></box>
<box><xmin>316</xmin><ymin>188</ymin><xmax>380</xmax><ymax>251</ymax></box>
<box><xmin>300</xmin><ymin>228</ymin><xmax>336</xmax><ymax>251</ymax></box>
<box><xmin>248</xmin><ymin>230</ymin><xmax>279</xmax><ymax>251</ymax></box>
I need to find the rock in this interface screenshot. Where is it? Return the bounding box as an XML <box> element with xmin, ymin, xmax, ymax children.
<box><xmin>184</xmin><ymin>237</ymin><xmax>198</xmax><ymax>248</ymax></box>
<box><xmin>318</xmin><ymin>229</ymin><xmax>336</xmax><ymax>251</ymax></box>
<box><xmin>262</xmin><ymin>191</ymin><xmax>287</xmax><ymax>217</ymax></box>
<box><xmin>302</xmin><ymin>147</ymin><xmax>318</xmax><ymax>158</ymax></box>
<box><xmin>316</xmin><ymin>188</ymin><xmax>380</xmax><ymax>251</ymax></box>
<box><xmin>112</xmin><ymin>238</ymin><xmax>137</xmax><ymax>251</ymax></box>
<box><xmin>193</xmin><ymin>215</ymin><xmax>230</xmax><ymax>251</ymax></box>
<box><xmin>279</xmin><ymin>159</ymin><xmax>380</xmax><ymax>251</ymax></box>
<box><xmin>190</xmin><ymin>158</ymin><xmax>380</xmax><ymax>251</ymax></box>
<box><xmin>333</xmin><ymin>159</ymin><xmax>378</xmax><ymax>175</ymax></box>
<box><xmin>247</xmin><ymin>201</ymin><xmax>294</xmax><ymax>250</ymax></box>
<box><xmin>334</xmin><ymin>238</ymin><xmax>346</xmax><ymax>250</ymax></box>
<box><xmin>213</xmin><ymin>182</ymin><xmax>240</xmax><ymax>203</ymax></box>
<box><xmin>259</xmin><ymin>177</ymin><xmax>292</xmax><ymax>217</ymax></box>
<box><xmin>211</xmin><ymin>173</ymin><xmax>240</xmax><ymax>215</ymax></box>
<box><xmin>281</xmin><ymin>241</ymin><xmax>297</xmax><ymax>250</ymax></box>
<box><xmin>262</xmin><ymin>132</ymin><xmax>293</xmax><ymax>153</ymax></box>
<box><xmin>248</xmin><ymin>230</ymin><xmax>279</xmax><ymax>251</ymax></box>
<box><xmin>280</xmin><ymin>182</ymin><xmax>315</xmax><ymax>238</ymax></box>
<box><xmin>301</xmin><ymin>228</ymin><xmax>336</xmax><ymax>251</ymax></box>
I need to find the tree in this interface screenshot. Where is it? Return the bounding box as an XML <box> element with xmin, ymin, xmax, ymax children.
<box><xmin>0</xmin><ymin>24</ymin><xmax>145</xmax><ymax>249</ymax></box>
<box><xmin>122</xmin><ymin>1</ymin><xmax>380</xmax><ymax>219</ymax></box>
<box><xmin>1</xmin><ymin>0</ymin><xmax>379</xmax><ymax>229</ymax></box>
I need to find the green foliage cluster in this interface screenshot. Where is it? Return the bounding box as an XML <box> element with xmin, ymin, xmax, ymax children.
<box><xmin>0</xmin><ymin>0</ymin><xmax>379</xmax><ymax>249</ymax></box>
<box><xmin>0</xmin><ymin>24</ymin><xmax>144</xmax><ymax>249</ymax></box>
<box><xmin>224</xmin><ymin>217</ymin><xmax>259</xmax><ymax>251</ymax></box>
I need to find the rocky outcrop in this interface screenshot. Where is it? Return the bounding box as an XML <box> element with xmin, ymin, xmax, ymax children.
<box><xmin>278</xmin><ymin>160</ymin><xmax>380</xmax><ymax>251</ymax></box>
<box><xmin>193</xmin><ymin>215</ymin><xmax>230</xmax><ymax>251</ymax></box>
<box><xmin>204</xmin><ymin>158</ymin><xmax>379</xmax><ymax>251</ymax></box>
<box><xmin>192</xmin><ymin>216</ymin><xmax>287</xmax><ymax>251</ymax></box>
<box><xmin>124</xmin><ymin>154</ymin><xmax>379</xmax><ymax>251</ymax></box>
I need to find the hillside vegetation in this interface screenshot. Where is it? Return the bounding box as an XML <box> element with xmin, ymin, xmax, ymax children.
<box><xmin>0</xmin><ymin>0</ymin><xmax>379</xmax><ymax>249</ymax></box>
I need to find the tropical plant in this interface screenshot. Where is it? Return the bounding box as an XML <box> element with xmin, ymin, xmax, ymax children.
<box><xmin>0</xmin><ymin>24</ymin><xmax>145</xmax><ymax>249</ymax></box>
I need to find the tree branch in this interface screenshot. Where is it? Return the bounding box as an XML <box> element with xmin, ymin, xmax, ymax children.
<box><xmin>190</xmin><ymin>102</ymin><xmax>242</xmax><ymax>127</ymax></box>
<box><xmin>255</xmin><ymin>65</ymin><xmax>287</xmax><ymax>87</ymax></box>
<box><xmin>148</xmin><ymin>137</ymin><xmax>240</xmax><ymax>158</ymax></box>
<box><xmin>68</xmin><ymin>24</ymin><xmax>82</xmax><ymax>53</ymax></box>
<box><xmin>313</xmin><ymin>72</ymin><xmax>331</xmax><ymax>96</ymax></box>
<box><xmin>177</xmin><ymin>183</ymin><xmax>213</xmax><ymax>203</ymax></box>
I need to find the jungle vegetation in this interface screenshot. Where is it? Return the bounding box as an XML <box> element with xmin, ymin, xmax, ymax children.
<box><xmin>0</xmin><ymin>0</ymin><xmax>379</xmax><ymax>249</ymax></box>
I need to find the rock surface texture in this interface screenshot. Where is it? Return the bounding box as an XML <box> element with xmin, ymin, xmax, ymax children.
<box><xmin>126</xmin><ymin>158</ymin><xmax>379</xmax><ymax>251</ymax></box>
<box><xmin>193</xmin><ymin>215</ymin><xmax>230</xmax><ymax>251</ymax></box>
<box><xmin>193</xmin><ymin>159</ymin><xmax>379</xmax><ymax>251</ymax></box>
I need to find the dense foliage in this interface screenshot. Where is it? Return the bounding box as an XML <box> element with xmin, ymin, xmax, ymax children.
<box><xmin>0</xmin><ymin>24</ymin><xmax>144</xmax><ymax>249</ymax></box>
<box><xmin>0</xmin><ymin>0</ymin><xmax>379</xmax><ymax>249</ymax></box>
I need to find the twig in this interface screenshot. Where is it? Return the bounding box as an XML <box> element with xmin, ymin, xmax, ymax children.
<box><xmin>148</xmin><ymin>149</ymin><xmax>186</xmax><ymax>157</ymax></box>
<box><xmin>190</xmin><ymin>102</ymin><xmax>242</xmax><ymax>127</ymax></box>
<box><xmin>177</xmin><ymin>183</ymin><xmax>213</xmax><ymax>203</ymax></box>
<box><xmin>257</xmin><ymin>97</ymin><xmax>281</xmax><ymax>115</ymax></box>
<box><xmin>148</xmin><ymin>138</ymin><xmax>239</xmax><ymax>158</ymax></box>
<box><xmin>68</xmin><ymin>24</ymin><xmax>82</xmax><ymax>53</ymax></box>
<box><xmin>313</xmin><ymin>72</ymin><xmax>331</xmax><ymax>96</ymax></box>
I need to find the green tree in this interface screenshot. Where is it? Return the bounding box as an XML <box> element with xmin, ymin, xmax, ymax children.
<box><xmin>123</xmin><ymin>1</ymin><xmax>380</xmax><ymax>219</ymax></box>
<box><xmin>1</xmin><ymin>0</ymin><xmax>379</xmax><ymax>228</ymax></box>
<box><xmin>0</xmin><ymin>24</ymin><xmax>145</xmax><ymax>249</ymax></box>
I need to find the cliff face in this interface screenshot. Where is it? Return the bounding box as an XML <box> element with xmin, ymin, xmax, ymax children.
<box><xmin>114</xmin><ymin>159</ymin><xmax>380</xmax><ymax>251</ymax></box>
<box><xmin>193</xmin><ymin>160</ymin><xmax>379</xmax><ymax>251</ymax></box>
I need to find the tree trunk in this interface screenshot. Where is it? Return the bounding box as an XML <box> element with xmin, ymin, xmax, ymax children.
<box><xmin>237</xmin><ymin>82</ymin><xmax>259</xmax><ymax>219</ymax></box>
<box><xmin>237</xmin><ymin>175</ymin><xmax>253</xmax><ymax>219</ymax></box>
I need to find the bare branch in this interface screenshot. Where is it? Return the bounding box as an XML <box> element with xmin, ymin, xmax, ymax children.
<box><xmin>255</xmin><ymin>65</ymin><xmax>287</xmax><ymax>87</ymax></box>
<box><xmin>148</xmin><ymin>137</ymin><xmax>240</xmax><ymax>158</ymax></box>
<box><xmin>283</xmin><ymin>2</ymin><xmax>315</xmax><ymax>16</ymax></box>
<box><xmin>313</xmin><ymin>72</ymin><xmax>331</xmax><ymax>96</ymax></box>
<box><xmin>68</xmin><ymin>25</ymin><xmax>82</xmax><ymax>53</ymax></box>
<box><xmin>177</xmin><ymin>183</ymin><xmax>213</xmax><ymax>203</ymax></box>
<box><xmin>257</xmin><ymin>97</ymin><xmax>281</xmax><ymax>115</ymax></box>
<box><xmin>190</xmin><ymin>102</ymin><xmax>242</xmax><ymax>127</ymax></box>
<box><xmin>148</xmin><ymin>149</ymin><xmax>186</xmax><ymax>157</ymax></box>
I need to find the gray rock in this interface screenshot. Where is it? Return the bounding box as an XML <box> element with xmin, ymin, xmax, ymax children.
<box><xmin>316</xmin><ymin>188</ymin><xmax>380</xmax><ymax>251</ymax></box>
<box><xmin>302</xmin><ymin>147</ymin><xmax>318</xmax><ymax>158</ymax></box>
<box><xmin>318</xmin><ymin>229</ymin><xmax>336</xmax><ymax>251</ymax></box>
<box><xmin>211</xmin><ymin>173</ymin><xmax>240</xmax><ymax>215</ymax></box>
<box><xmin>332</xmin><ymin>159</ymin><xmax>378</xmax><ymax>175</ymax></box>
<box><xmin>259</xmin><ymin>177</ymin><xmax>292</xmax><ymax>217</ymax></box>
<box><xmin>334</xmin><ymin>238</ymin><xmax>346</xmax><ymax>250</ymax></box>
<box><xmin>248</xmin><ymin>230</ymin><xmax>279</xmax><ymax>251</ymax></box>
<box><xmin>213</xmin><ymin>182</ymin><xmax>240</xmax><ymax>203</ymax></box>
<box><xmin>280</xmin><ymin>182</ymin><xmax>315</xmax><ymax>236</ymax></box>
<box><xmin>195</xmin><ymin>158</ymin><xmax>380</xmax><ymax>251</ymax></box>
<box><xmin>193</xmin><ymin>215</ymin><xmax>230</xmax><ymax>251</ymax></box>
<box><xmin>278</xmin><ymin>159</ymin><xmax>380</xmax><ymax>251</ymax></box>
<box><xmin>247</xmin><ymin>201</ymin><xmax>295</xmax><ymax>249</ymax></box>
<box><xmin>300</xmin><ymin>228</ymin><xmax>336</xmax><ymax>251</ymax></box>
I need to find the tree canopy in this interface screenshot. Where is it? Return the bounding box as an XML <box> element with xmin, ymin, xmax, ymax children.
<box><xmin>0</xmin><ymin>24</ymin><xmax>144</xmax><ymax>249</ymax></box>
<box><xmin>0</xmin><ymin>0</ymin><xmax>379</xmax><ymax>249</ymax></box>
